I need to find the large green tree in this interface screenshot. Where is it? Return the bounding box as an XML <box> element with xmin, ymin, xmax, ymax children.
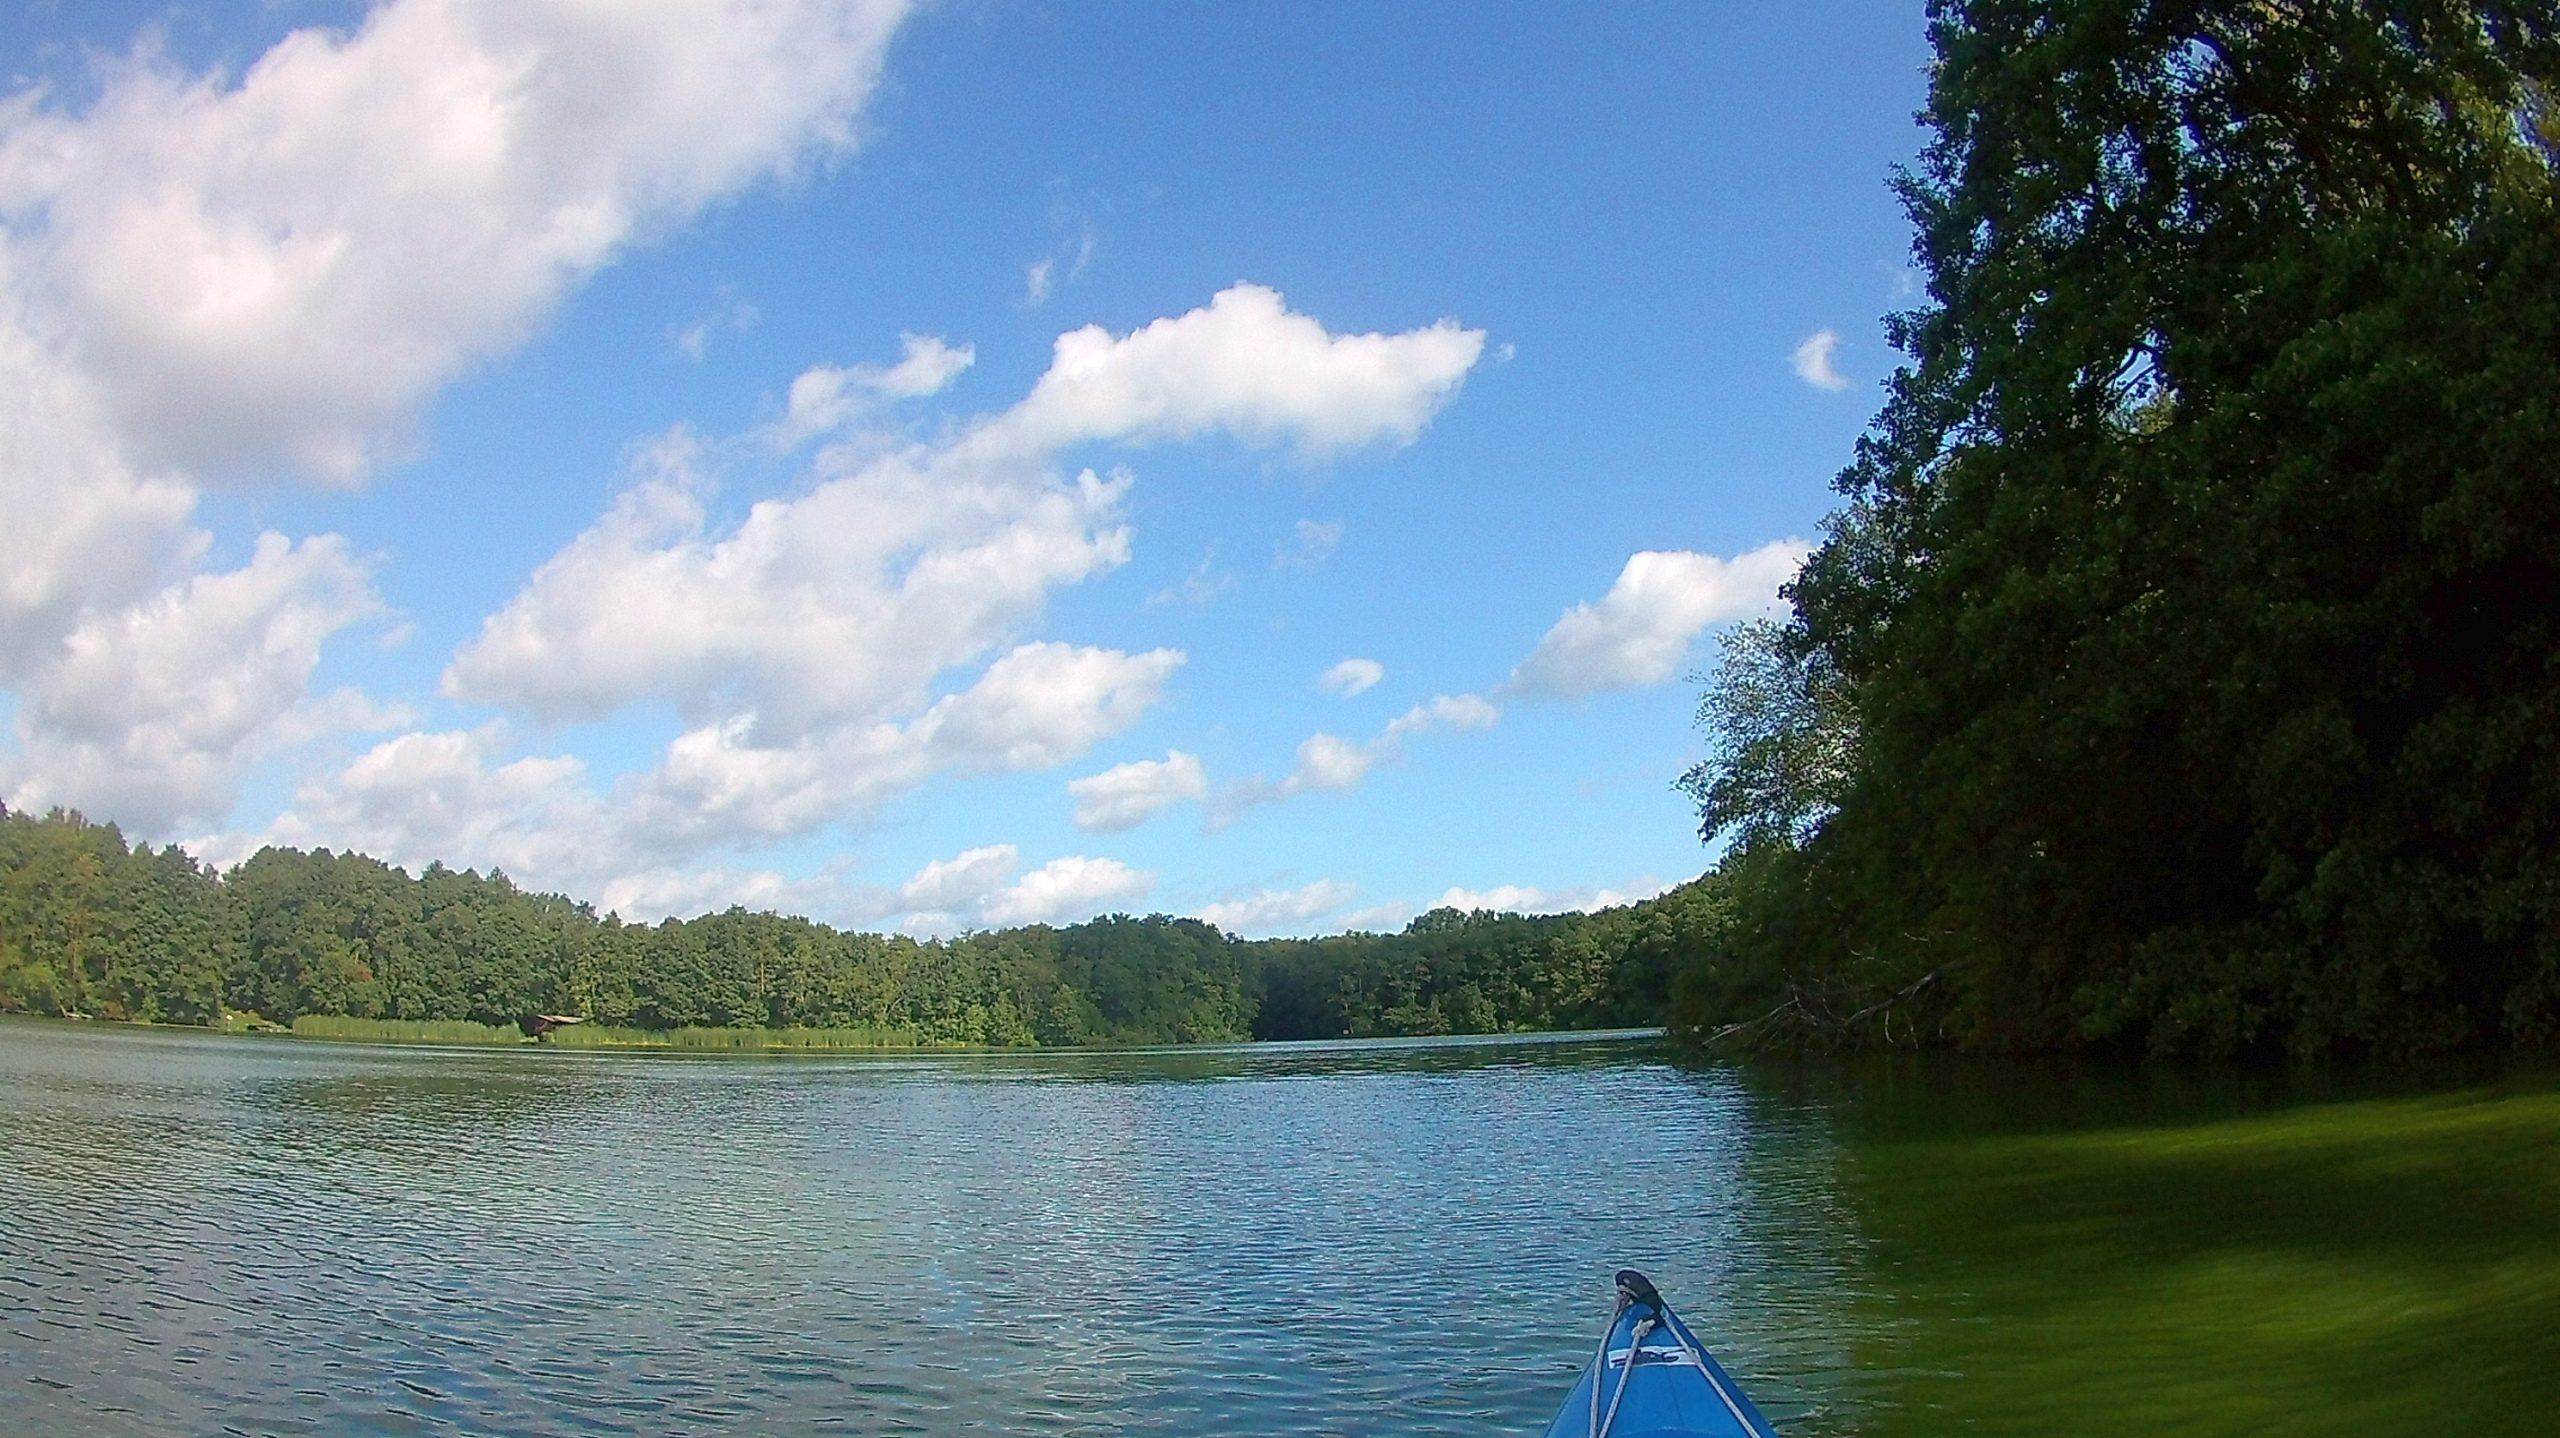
<box><xmin>1688</xmin><ymin>0</ymin><xmax>2560</xmax><ymax>1058</ymax></box>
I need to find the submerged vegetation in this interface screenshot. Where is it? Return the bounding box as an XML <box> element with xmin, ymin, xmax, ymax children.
<box><xmin>0</xmin><ymin>804</ymin><xmax>1709</xmax><ymax>1047</ymax></box>
<box><xmin>1673</xmin><ymin>1</ymin><xmax>2560</xmax><ymax>1062</ymax></box>
<box><xmin>1836</xmin><ymin>1071</ymin><xmax>2560</xmax><ymax>1437</ymax></box>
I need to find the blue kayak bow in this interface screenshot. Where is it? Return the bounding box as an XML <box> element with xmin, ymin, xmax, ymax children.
<box><xmin>1539</xmin><ymin>1270</ymin><xmax>1781</xmax><ymax>1438</ymax></box>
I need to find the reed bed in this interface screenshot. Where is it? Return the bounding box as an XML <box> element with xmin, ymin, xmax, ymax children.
<box><xmin>547</xmin><ymin>1023</ymin><xmax>922</xmax><ymax>1051</ymax></box>
<box><xmin>289</xmin><ymin>1015</ymin><xmax>525</xmax><ymax>1044</ymax></box>
<box><xmin>280</xmin><ymin>1014</ymin><xmax>928</xmax><ymax>1050</ymax></box>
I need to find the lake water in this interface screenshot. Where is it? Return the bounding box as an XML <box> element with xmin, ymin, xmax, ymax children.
<box><xmin>3</xmin><ymin>1020</ymin><xmax>2553</xmax><ymax>1437</ymax></box>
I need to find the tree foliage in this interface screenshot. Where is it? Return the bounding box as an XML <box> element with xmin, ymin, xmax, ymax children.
<box><xmin>1679</xmin><ymin>0</ymin><xmax>2560</xmax><ymax>1059</ymax></box>
<box><xmin>0</xmin><ymin>804</ymin><xmax>1705</xmax><ymax>1046</ymax></box>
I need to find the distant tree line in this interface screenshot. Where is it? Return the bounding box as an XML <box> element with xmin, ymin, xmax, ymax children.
<box><xmin>1669</xmin><ymin>2</ymin><xmax>2560</xmax><ymax>1061</ymax></box>
<box><xmin>0</xmin><ymin>805</ymin><xmax>1704</xmax><ymax>1045</ymax></box>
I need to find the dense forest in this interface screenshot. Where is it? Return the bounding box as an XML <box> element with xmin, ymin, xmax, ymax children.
<box><xmin>0</xmin><ymin>804</ymin><xmax>1707</xmax><ymax>1045</ymax></box>
<box><xmin>1671</xmin><ymin>1</ymin><xmax>2560</xmax><ymax>1061</ymax></box>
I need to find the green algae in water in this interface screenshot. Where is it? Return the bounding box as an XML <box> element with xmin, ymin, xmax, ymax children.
<box><xmin>1837</xmin><ymin>1076</ymin><xmax>2560</xmax><ymax>1438</ymax></box>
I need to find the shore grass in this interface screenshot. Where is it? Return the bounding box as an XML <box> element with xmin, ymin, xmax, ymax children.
<box><xmin>548</xmin><ymin>1022</ymin><xmax>922</xmax><ymax>1050</ymax></box>
<box><xmin>277</xmin><ymin>1014</ymin><xmax>930</xmax><ymax>1049</ymax></box>
<box><xmin>1844</xmin><ymin>1075</ymin><xmax>2560</xmax><ymax>1438</ymax></box>
<box><xmin>290</xmin><ymin>1014</ymin><xmax>526</xmax><ymax>1044</ymax></box>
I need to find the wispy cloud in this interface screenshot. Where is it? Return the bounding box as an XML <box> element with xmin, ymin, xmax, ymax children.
<box><xmin>1146</xmin><ymin>553</ymin><xmax>1239</xmax><ymax>608</ymax></box>
<box><xmin>1791</xmin><ymin>328</ymin><xmax>1852</xmax><ymax>391</ymax></box>
<box><xmin>1319</xmin><ymin>658</ymin><xmax>1384</xmax><ymax>697</ymax></box>
<box><xmin>1276</xmin><ymin>518</ymin><xmax>1344</xmax><ymax>570</ymax></box>
<box><xmin>1215</xmin><ymin>692</ymin><xmax>1498</xmax><ymax>825</ymax></box>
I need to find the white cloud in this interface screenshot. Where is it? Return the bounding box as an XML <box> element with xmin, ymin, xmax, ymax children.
<box><xmin>189</xmin><ymin>282</ymin><xmax>1483</xmax><ymax>913</ymax></box>
<box><xmin>1288</xmin><ymin>732</ymin><xmax>1378</xmax><ymax>792</ymax></box>
<box><xmin>921</xmin><ymin>642</ymin><xmax>1183</xmax><ymax>772</ymax></box>
<box><xmin>0</xmin><ymin>0</ymin><xmax>918</xmax><ymax>847</ymax></box>
<box><xmin>614</xmin><ymin>640</ymin><xmax>1183</xmax><ymax>851</ymax></box>
<box><xmin>452</xmin><ymin>284</ymin><xmax>1475</xmax><ymax>738</ymax></box>
<box><xmin>772</xmin><ymin>333</ymin><xmax>974</xmax><ymax>448</ymax></box>
<box><xmin>252</xmin><ymin>724</ymin><xmax>603</xmax><ymax>884</ymax></box>
<box><xmin>899</xmin><ymin>844</ymin><xmax>1019</xmax><ymax>911</ymax></box>
<box><xmin>1319</xmin><ymin>658</ymin><xmax>1384</xmax><ymax>697</ymax></box>
<box><xmin>1507</xmin><ymin>541</ymin><xmax>1809</xmax><ymax>698</ymax></box>
<box><xmin>1431</xmin><ymin>879</ymin><xmax>1672</xmax><ymax>916</ymax></box>
<box><xmin>1023</xmin><ymin>218</ymin><xmax>1096</xmax><ymax>309</ymax></box>
<box><xmin>1434</xmin><ymin>884</ymin><xmax>1553</xmax><ymax>914</ymax></box>
<box><xmin>1218</xmin><ymin>691</ymin><xmax>1500</xmax><ymax>824</ymax></box>
<box><xmin>443</xmin><ymin>436</ymin><xmax>1137</xmax><ymax>736</ymax></box>
<box><xmin>246</xmin><ymin>637</ymin><xmax>1178</xmax><ymax>906</ymax></box>
<box><xmin>422</xmin><ymin>282</ymin><xmax>1480</xmax><ymax>893</ymax></box>
<box><xmin>593</xmin><ymin>865</ymin><xmax>820</xmax><ymax>923</ymax></box>
<box><xmin>4</xmin><ymin>533</ymin><xmax>390</xmax><ymax>833</ymax></box>
<box><xmin>1275</xmin><ymin>517</ymin><xmax>1343</xmax><ymax>570</ymax></box>
<box><xmin>996</xmin><ymin>283</ymin><xmax>1483</xmax><ymax>459</ymax></box>
<box><xmin>1194</xmin><ymin>879</ymin><xmax>1357</xmax><ymax>937</ymax></box>
<box><xmin>0</xmin><ymin>257</ymin><xmax>205</xmax><ymax>674</ymax></box>
<box><xmin>1338</xmin><ymin>902</ymin><xmax>1416</xmax><ymax>933</ymax></box>
<box><xmin>1384</xmin><ymin>692</ymin><xmax>1500</xmax><ymax>742</ymax></box>
<box><xmin>1068</xmin><ymin>751</ymin><xmax>1209</xmax><ymax>832</ymax></box>
<box><xmin>1790</xmin><ymin>329</ymin><xmax>1852</xmax><ymax>392</ymax></box>
<box><xmin>978</xmin><ymin>855</ymin><xmax>1152</xmax><ymax>927</ymax></box>
<box><xmin>0</xmin><ymin>0</ymin><xmax>913</xmax><ymax>483</ymax></box>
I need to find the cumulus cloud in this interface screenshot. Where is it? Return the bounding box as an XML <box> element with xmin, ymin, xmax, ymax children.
<box><xmin>249</xmin><ymin>638</ymin><xmax>1178</xmax><ymax>906</ymax></box>
<box><xmin>452</xmin><ymin>284</ymin><xmax>1477</xmax><ymax>739</ymax></box>
<box><xmin>0</xmin><ymin>0</ymin><xmax>912</xmax><ymax>483</ymax></box>
<box><xmin>1507</xmin><ymin>541</ymin><xmax>1809</xmax><ymax>698</ymax></box>
<box><xmin>1320</xmin><ymin>658</ymin><xmax>1384</xmax><ymax>697</ymax></box>
<box><xmin>996</xmin><ymin>283</ymin><xmax>1483</xmax><ymax>459</ymax></box>
<box><xmin>592</xmin><ymin>865</ymin><xmax>837</xmax><ymax>924</ymax></box>
<box><xmin>1194</xmin><ymin>879</ymin><xmax>1357</xmax><ymax>937</ymax></box>
<box><xmin>615</xmin><ymin>641</ymin><xmax>1184</xmax><ymax>851</ymax></box>
<box><xmin>197</xmin><ymin>280</ymin><xmax>1484</xmax><ymax>912</ymax></box>
<box><xmin>1068</xmin><ymin>751</ymin><xmax>1209</xmax><ymax>832</ymax></box>
<box><xmin>1790</xmin><ymin>329</ymin><xmax>1851</xmax><ymax>392</ymax></box>
<box><xmin>899</xmin><ymin>843</ymin><xmax>1019</xmax><ymax>911</ymax></box>
<box><xmin>0</xmin><ymin>0</ymin><xmax>917</xmax><ymax>841</ymax></box>
<box><xmin>772</xmin><ymin>333</ymin><xmax>974</xmax><ymax>448</ymax></box>
<box><xmin>1218</xmin><ymin>692</ymin><xmax>1500</xmax><ymax>824</ymax></box>
<box><xmin>413</xmin><ymin>281</ymin><xmax>1481</xmax><ymax>897</ymax></box>
<box><xmin>978</xmin><ymin>856</ymin><xmax>1152</xmax><ymax>927</ymax></box>
<box><xmin>0</xmin><ymin>291</ymin><xmax>203</xmax><ymax>674</ymax></box>
<box><xmin>444</xmin><ymin>435</ymin><xmax>1137</xmax><ymax>736</ymax></box>
<box><xmin>4</xmin><ymin>533</ymin><xmax>392</xmax><ymax>833</ymax></box>
<box><xmin>250</xmin><ymin>724</ymin><xmax>604</xmax><ymax>885</ymax></box>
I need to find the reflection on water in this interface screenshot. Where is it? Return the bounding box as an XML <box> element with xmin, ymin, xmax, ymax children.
<box><xmin>5</xmin><ymin>1021</ymin><xmax>2551</xmax><ymax>1437</ymax></box>
<box><xmin>0</xmin><ymin>1021</ymin><xmax>1860</xmax><ymax>1437</ymax></box>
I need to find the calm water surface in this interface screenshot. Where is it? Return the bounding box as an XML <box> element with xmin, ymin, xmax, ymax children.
<box><xmin>3</xmin><ymin>1021</ymin><xmax>2552</xmax><ymax>1436</ymax></box>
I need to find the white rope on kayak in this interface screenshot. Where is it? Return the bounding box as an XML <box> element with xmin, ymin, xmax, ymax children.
<box><xmin>1664</xmin><ymin>1318</ymin><xmax>1763</xmax><ymax>1438</ymax></box>
<box><xmin>1592</xmin><ymin>1314</ymin><xmax>1655</xmax><ymax>1438</ymax></box>
<box><xmin>1588</xmin><ymin>1291</ymin><xmax>1624</xmax><ymax>1438</ymax></box>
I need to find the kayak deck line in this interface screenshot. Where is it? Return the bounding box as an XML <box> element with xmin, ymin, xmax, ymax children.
<box><xmin>1541</xmin><ymin>1269</ymin><xmax>1782</xmax><ymax>1438</ymax></box>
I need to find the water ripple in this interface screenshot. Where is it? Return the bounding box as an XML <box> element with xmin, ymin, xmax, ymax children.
<box><xmin>0</xmin><ymin>1024</ymin><xmax>1869</xmax><ymax>1436</ymax></box>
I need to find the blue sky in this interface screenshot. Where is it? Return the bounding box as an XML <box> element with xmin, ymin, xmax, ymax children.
<box><xmin>0</xmin><ymin>0</ymin><xmax>1929</xmax><ymax>935</ymax></box>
